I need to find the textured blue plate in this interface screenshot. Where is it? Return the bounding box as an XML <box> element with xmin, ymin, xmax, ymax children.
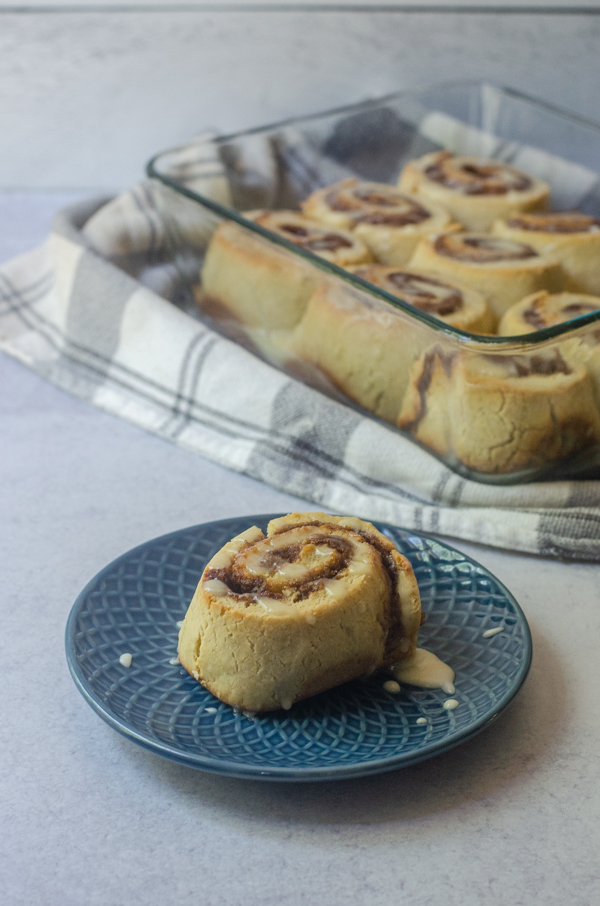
<box><xmin>66</xmin><ymin>515</ymin><xmax>532</xmax><ymax>781</ymax></box>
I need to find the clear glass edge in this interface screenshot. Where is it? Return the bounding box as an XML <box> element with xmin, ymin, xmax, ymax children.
<box><xmin>146</xmin><ymin>78</ymin><xmax>600</xmax><ymax>350</ymax></box>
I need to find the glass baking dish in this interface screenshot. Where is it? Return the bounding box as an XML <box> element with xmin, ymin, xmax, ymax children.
<box><xmin>147</xmin><ymin>80</ymin><xmax>600</xmax><ymax>484</ymax></box>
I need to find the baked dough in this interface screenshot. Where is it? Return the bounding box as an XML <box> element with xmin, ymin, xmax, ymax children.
<box><xmin>289</xmin><ymin>266</ymin><xmax>494</xmax><ymax>425</ymax></box>
<box><xmin>350</xmin><ymin>265</ymin><xmax>495</xmax><ymax>333</ymax></box>
<box><xmin>498</xmin><ymin>290</ymin><xmax>600</xmax><ymax>336</ymax></box>
<box><xmin>408</xmin><ymin>232</ymin><xmax>563</xmax><ymax>319</ymax></box>
<box><xmin>398</xmin><ymin>151</ymin><xmax>550</xmax><ymax>231</ymax></box>
<box><xmin>200</xmin><ymin>210</ymin><xmax>372</xmax><ymax>330</ymax></box>
<box><xmin>302</xmin><ymin>178</ymin><xmax>455</xmax><ymax>265</ymax></box>
<box><xmin>178</xmin><ymin>513</ymin><xmax>422</xmax><ymax>712</ymax></box>
<box><xmin>492</xmin><ymin>211</ymin><xmax>600</xmax><ymax>296</ymax></box>
<box><xmin>499</xmin><ymin>290</ymin><xmax>600</xmax><ymax>411</ymax></box>
<box><xmin>398</xmin><ymin>346</ymin><xmax>600</xmax><ymax>474</ymax></box>
<box><xmin>289</xmin><ymin>278</ymin><xmax>423</xmax><ymax>423</ymax></box>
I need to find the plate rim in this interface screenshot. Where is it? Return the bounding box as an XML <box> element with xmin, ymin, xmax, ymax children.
<box><xmin>65</xmin><ymin>514</ymin><xmax>533</xmax><ymax>782</ymax></box>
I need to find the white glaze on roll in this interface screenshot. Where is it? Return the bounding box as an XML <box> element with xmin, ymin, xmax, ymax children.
<box><xmin>391</xmin><ymin>647</ymin><xmax>455</xmax><ymax>694</ymax></box>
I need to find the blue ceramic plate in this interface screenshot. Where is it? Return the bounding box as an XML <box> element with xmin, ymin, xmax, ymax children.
<box><xmin>66</xmin><ymin>515</ymin><xmax>532</xmax><ymax>781</ymax></box>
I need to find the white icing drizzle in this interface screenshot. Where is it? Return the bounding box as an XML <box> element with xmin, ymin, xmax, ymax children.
<box><xmin>119</xmin><ymin>653</ymin><xmax>132</xmax><ymax>668</ymax></box>
<box><xmin>176</xmin><ymin>620</ymin><xmax>184</xmax><ymax>629</ymax></box>
<box><xmin>347</xmin><ymin>548</ymin><xmax>375</xmax><ymax>576</ymax></box>
<box><xmin>383</xmin><ymin>680</ymin><xmax>401</xmax><ymax>694</ymax></box>
<box><xmin>169</xmin><ymin>656</ymin><xmax>180</xmax><ymax>666</ymax></box>
<box><xmin>392</xmin><ymin>648</ymin><xmax>455</xmax><ymax>694</ymax></box>
<box><xmin>243</xmin><ymin>536</ymin><xmax>338</xmax><ymax>578</ymax></box>
<box><xmin>207</xmin><ymin>527</ymin><xmax>265</xmax><ymax>571</ymax></box>
<box><xmin>207</xmin><ymin>548</ymin><xmax>234</xmax><ymax>570</ymax></box>
<box><xmin>254</xmin><ymin>596</ymin><xmax>295</xmax><ymax>615</ymax></box>
<box><xmin>203</xmin><ymin>578</ymin><xmax>230</xmax><ymax>597</ymax></box>
<box><xmin>483</xmin><ymin>626</ymin><xmax>505</xmax><ymax>638</ymax></box>
<box><xmin>205</xmin><ymin>707</ymin><xmax>217</xmax><ymax>714</ymax></box>
<box><xmin>416</xmin><ymin>717</ymin><xmax>428</xmax><ymax>725</ymax></box>
<box><xmin>274</xmin><ymin>560</ymin><xmax>318</xmax><ymax>580</ymax></box>
<box><xmin>443</xmin><ymin>699</ymin><xmax>459</xmax><ymax>711</ymax></box>
<box><xmin>235</xmin><ymin>526</ymin><xmax>265</xmax><ymax>544</ymax></box>
<box><xmin>322</xmin><ymin>578</ymin><xmax>346</xmax><ymax>598</ymax></box>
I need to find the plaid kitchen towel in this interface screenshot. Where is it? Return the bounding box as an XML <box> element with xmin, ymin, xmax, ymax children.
<box><xmin>2</xmin><ymin>130</ymin><xmax>600</xmax><ymax>561</ymax></box>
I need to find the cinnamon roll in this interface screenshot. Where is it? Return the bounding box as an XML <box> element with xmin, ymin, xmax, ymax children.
<box><xmin>301</xmin><ymin>178</ymin><xmax>454</xmax><ymax>265</ymax></box>
<box><xmin>492</xmin><ymin>211</ymin><xmax>600</xmax><ymax>296</ymax></box>
<box><xmin>289</xmin><ymin>278</ymin><xmax>426</xmax><ymax>424</ymax></box>
<box><xmin>499</xmin><ymin>290</ymin><xmax>600</xmax><ymax>336</ymax></box>
<box><xmin>398</xmin><ymin>151</ymin><xmax>550</xmax><ymax>231</ymax></box>
<box><xmin>200</xmin><ymin>210</ymin><xmax>372</xmax><ymax>330</ymax></box>
<box><xmin>499</xmin><ymin>291</ymin><xmax>600</xmax><ymax>411</ymax></box>
<box><xmin>398</xmin><ymin>346</ymin><xmax>600</xmax><ymax>474</ymax></box>
<box><xmin>408</xmin><ymin>232</ymin><xmax>562</xmax><ymax>319</ymax></box>
<box><xmin>350</xmin><ymin>265</ymin><xmax>495</xmax><ymax>333</ymax></box>
<box><xmin>178</xmin><ymin>513</ymin><xmax>422</xmax><ymax>712</ymax></box>
<box><xmin>290</xmin><ymin>269</ymin><xmax>492</xmax><ymax>425</ymax></box>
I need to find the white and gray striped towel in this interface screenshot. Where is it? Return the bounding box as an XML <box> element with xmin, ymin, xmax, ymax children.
<box><xmin>2</xmin><ymin>127</ymin><xmax>600</xmax><ymax>561</ymax></box>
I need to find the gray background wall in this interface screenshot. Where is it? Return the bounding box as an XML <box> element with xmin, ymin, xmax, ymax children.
<box><xmin>2</xmin><ymin>3</ymin><xmax>600</xmax><ymax>189</ymax></box>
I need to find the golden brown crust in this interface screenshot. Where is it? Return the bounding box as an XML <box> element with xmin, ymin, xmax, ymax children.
<box><xmin>178</xmin><ymin>512</ymin><xmax>421</xmax><ymax>711</ymax></box>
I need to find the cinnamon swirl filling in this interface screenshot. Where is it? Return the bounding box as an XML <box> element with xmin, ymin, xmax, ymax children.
<box><xmin>325</xmin><ymin>182</ymin><xmax>431</xmax><ymax>227</ymax></box>
<box><xmin>204</xmin><ymin>527</ymin><xmax>358</xmax><ymax>601</ymax></box>
<box><xmin>434</xmin><ymin>233</ymin><xmax>538</xmax><ymax>263</ymax></box>
<box><xmin>506</xmin><ymin>212</ymin><xmax>600</xmax><ymax>234</ymax></box>
<box><xmin>354</xmin><ymin>267</ymin><xmax>464</xmax><ymax>315</ymax></box>
<box><xmin>277</xmin><ymin>222</ymin><xmax>354</xmax><ymax>251</ymax></box>
<box><xmin>523</xmin><ymin>299</ymin><xmax>600</xmax><ymax>330</ymax></box>
<box><xmin>424</xmin><ymin>153</ymin><xmax>532</xmax><ymax>196</ymax></box>
<box><xmin>486</xmin><ymin>350</ymin><xmax>572</xmax><ymax>377</ymax></box>
<box><xmin>248</xmin><ymin>210</ymin><xmax>370</xmax><ymax>265</ymax></box>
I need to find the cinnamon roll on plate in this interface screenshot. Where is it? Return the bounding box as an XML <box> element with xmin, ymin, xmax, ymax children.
<box><xmin>302</xmin><ymin>178</ymin><xmax>455</xmax><ymax>266</ymax></box>
<box><xmin>408</xmin><ymin>232</ymin><xmax>562</xmax><ymax>319</ymax></box>
<box><xmin>289</xmin><ymin>268</ymin><xmax>492</xmax><ymax>425</ymax></box>
<box><xmin>492</xmin><ymin>211</ymin><xmax>600</xmax><ymax>296</ymax></box>
<box><xmin>398</xmin><ymin>151</ymin><xmax>550</xmax><ymax>231</ymax></box>
<box><xmin>398</xmin><ymin>346</ymin><xmax>600</xmax><ymax>474</ymax></box>
<box><xmin>178</xmin><ymin>512</ymin><xmax>421</xmax><ymax>712</ymax></box>
<box><xmin>199</xmin><ymin>210</ymin><xmax>372</xmax><ymax>331</ymax></box>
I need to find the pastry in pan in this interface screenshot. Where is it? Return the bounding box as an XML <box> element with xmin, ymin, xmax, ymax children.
<box><xmin>498</xmin><ymin>290</ymin><xmax>600</xmax><ymax>336</ymax></box>
<box><xmin>290</xmin><ymin>267</ymin><xmax>493</xmax><ymax>425</ymax></box>
<box><xmin>302</xmin><ymin>178</ymin><xmax>455</xmax><ymax>265</ymax></box>
<box><xmin>178</xmin><ymin>512</ymin><xmax>422</xmax><ymax>712</ymax></box>
<box><xmin>398</xmin><ymin>151</ymin><xmax>550</xmax><ymax>231</ymax></box>
<box><xmin>499</xmin><ymin>290</ymin><xmax>600</xmax><ymax>410</ymax></box>
<box><xmin>350</xmin><ymin>264</ymin><xmax>496</xmax><ymax>333</ymax></box>
<box><xmin>492</xmin><ymin>211</ymin><xmax>600</xmax><ymax>296</ymax></box>
<box><xmin>408</xmin><ymin>232</ymin><xmax>563</xmax><ymax>319</ymax></box>
<box><xmin>398</xmin><ymin>346</ymin><xmax>600</xmax><ymax>474</ymax></box>
<box><xmin>200</xmin><ymin>210</ymin><xmax>372</xmax><ymax>330</ymax></box>
<box><xmin>289</xmin><ymin>277</ymin><xmax>424</xmax><ymax>424</ymax></box>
